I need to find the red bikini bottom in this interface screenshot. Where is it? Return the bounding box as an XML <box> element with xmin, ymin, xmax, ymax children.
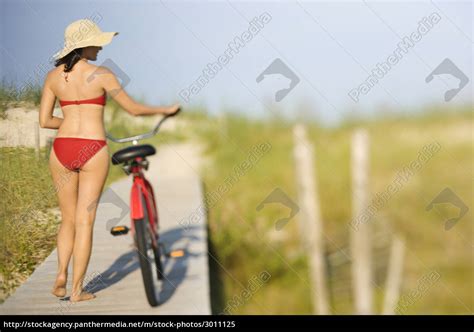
<box><xmin>53</xmin><ymin>137</ymin><xmax>107</xmax><ymax>172</ymax></box>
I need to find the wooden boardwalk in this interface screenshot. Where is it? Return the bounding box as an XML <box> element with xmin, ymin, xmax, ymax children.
<box><xmin>1</xmin><ymin>143</ymin><xmax>211</xmax><ymax>315</ymax></box>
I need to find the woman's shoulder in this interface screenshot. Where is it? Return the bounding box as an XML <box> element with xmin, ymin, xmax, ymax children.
<box><xmin>83</xmin><ymin>63</ymin><xmax>116</xmax><ymax>83</ymax></box>
<box><xmin>85</xmin><ymin>63</ymin><xmax>114</xmax><ymax>75</ymax></box>
<box><xmin>45</xmin><ymin>66</ymin><xmax>62</xmax><ymax>82</ymax></box>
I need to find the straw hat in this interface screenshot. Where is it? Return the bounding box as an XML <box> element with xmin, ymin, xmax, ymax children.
<box><xmin>53</xmin><ymin>19</ymin><xmax>118</xmax><ymax>60</ymax></box>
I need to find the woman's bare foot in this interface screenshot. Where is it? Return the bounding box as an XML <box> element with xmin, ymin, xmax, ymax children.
<box><xmin>51</xmin><ymin>274</ymin><xmax>67</xmax><ymax>297</ymax></box>
<box><xmin>70</xmin><ymin>290</ymin><xmax>96</xmax><ymax>302</ymax></box>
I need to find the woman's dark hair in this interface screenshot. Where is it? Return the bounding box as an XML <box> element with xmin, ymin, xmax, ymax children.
<box><xmin>54</xmin><ymin>48</ymin><xmax>84</xmax><ymax>72</ymax></box>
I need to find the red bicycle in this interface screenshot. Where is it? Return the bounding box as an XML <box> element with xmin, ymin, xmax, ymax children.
<box><xmin>106</xmin><ymin>109</ymin><xmax>180</xmax><ymax>306</ymax></box>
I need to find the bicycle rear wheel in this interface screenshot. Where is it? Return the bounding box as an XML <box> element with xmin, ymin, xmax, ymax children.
<box><xmin>134</xmin><ymin>195</ymin><xmax>160</xmax><ymax>307</ymax></box>
<box><xmin>154</xmin><ymin>239</ymin><xmax>164</xmax><ymax>280</ymax></box>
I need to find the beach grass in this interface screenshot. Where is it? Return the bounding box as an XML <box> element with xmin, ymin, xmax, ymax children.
<box><xmin>197</xmin><ymin>106</ymin><xmax>472</xmax><ymax>314</ymax></box>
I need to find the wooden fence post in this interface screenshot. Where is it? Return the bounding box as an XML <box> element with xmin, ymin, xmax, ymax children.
<box><xmin>293</xmin><ymin>124</ymin><xmax>330</xmax><ymax>314</ymax></box>
<box><xmin>382</xmin><ymin>235</ymin><xmax>405</xmax><ymax>314</ymax></box>
<box><xmin>350</xmin><ymin>128</ymin><xmax>373</xmax><ymax>314</ymax></box>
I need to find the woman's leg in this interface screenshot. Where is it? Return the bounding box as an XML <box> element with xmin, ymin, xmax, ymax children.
<box><xmin>49</xmin><ymin>148</ymin><xmax>79</xmax><ymax>297</ymax></box>
<box><xmin>71</xmin><ymin>146</ymin><xmax>109</xmax><ymax>302</ymax></box>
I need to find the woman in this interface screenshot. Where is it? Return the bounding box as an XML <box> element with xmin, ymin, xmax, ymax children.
<box><xmin>39</xmin><ymin>19</ymin><xmax>179</xmax><ymax>302</ymax></box>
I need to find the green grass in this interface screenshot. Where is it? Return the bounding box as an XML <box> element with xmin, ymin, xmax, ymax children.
<box><xmin>197</xmin><ymin>114</ymin><xmax>313</xmax><ymax>314</ymax></box>
<box><xmin>0</xmin><ymin>148</ymin><xmax>60</xmax><ymax>302</ymax></box>
<box><xmin>0</xmin><ymin>81</ymin><xmax>42</xmax><ymax>117</ymax></box>
<box><xmin>197</xmin><ymin>107</ymin><xmax>473</xmax><ymax>314</ymax></box>
<box><xmin>1</xmin><ymin>87</ymin><xmax>471</xmax><ymax>315</ymax></box>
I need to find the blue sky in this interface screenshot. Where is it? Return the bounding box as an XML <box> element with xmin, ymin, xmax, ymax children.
<box><xmin>1</xmin><ymin>0</ymin><xmax>472</xmax><ymax>123</ymax></box>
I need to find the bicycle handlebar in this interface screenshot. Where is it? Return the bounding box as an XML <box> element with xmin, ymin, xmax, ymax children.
<box><xmin>106</xmin><ymin>107</ymin><xmax>181</xmax><ymax>143</ymax></box>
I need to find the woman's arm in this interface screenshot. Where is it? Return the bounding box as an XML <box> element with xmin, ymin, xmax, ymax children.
<box><xmin>39</xmin><ymin>73</ymin><xmax>63</xmax><ymax>129</ymax></box>
<box><xmin>97</xmin><ymin>66</ymin><xmax>180</xmax><ymax>116</ymax></box>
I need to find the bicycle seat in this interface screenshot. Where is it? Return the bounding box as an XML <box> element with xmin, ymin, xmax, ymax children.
<box><xmin>111</xmin><ymin>144</ymin><xmax>156</xmax><ymax>165</ymax></box>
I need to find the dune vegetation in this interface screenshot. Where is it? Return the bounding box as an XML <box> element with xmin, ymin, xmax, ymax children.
<box><xmin>1</xmin><ymin>83</ymin><xmax>471</xmax><ymax>313</ymax></box>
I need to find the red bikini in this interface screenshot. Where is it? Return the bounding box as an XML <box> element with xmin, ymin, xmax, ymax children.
<box><xmin>53</xmin><ymin>93</ymin><xmax>108</xmax><ymax>172</ymax></box>
<box><xmin>58</xmin><ymin>93</ymin><xmax>106</xmax><ymax>107</ymax></box>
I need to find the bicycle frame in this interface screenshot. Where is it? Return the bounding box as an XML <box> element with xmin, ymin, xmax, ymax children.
<box><xmin>129</xmin><ymin>157</ymin><xmax>159</xmax><ymax>247</ymax></box>
<box><xmin>107</xmin><ymin>112</ymin><xmax>178</xmax><ymax>242</ymax></box>
<box><xmin>107</xmin><ymin>112</ymin><xmax>180</xmax><ymax>249</ymax></box>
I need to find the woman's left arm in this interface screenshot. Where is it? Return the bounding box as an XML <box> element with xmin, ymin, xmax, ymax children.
<box><xmin>39</xmin><ymin>73</ymin><xmax>63</xmax><ymax>129</ymax></box>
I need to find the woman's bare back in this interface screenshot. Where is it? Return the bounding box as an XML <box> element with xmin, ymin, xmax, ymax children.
<box><xmin>49</xmin><ymin>60</ymin><xmax>107</xmax><ymax>140</ymax></box>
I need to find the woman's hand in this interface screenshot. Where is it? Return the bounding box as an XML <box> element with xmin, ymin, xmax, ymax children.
<box><xmin>160</xmin><ymin>103</ymin><xmax>181</xmax><ymax>116</ymax></box>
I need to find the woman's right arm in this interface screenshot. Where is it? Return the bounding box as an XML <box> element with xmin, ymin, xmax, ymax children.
<box><xmin>39</xmin><ymin>73</ymin><xmax>63</xmax><ymax>129</ymax></box>
<box><xmin>97</xmin><ymin>66</ymin><xmax>180</xmax><ymax>116</ymax></box>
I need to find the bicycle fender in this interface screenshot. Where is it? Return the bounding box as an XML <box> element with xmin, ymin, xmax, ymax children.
<box><xmin>130</xmin><ymin>184</ymin><xmax>144</xmax><ymax>220</ymax></box>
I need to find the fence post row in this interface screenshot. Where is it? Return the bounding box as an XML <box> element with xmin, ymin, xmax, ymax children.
<box><xmin>292</xmin><ymin>126</ymin><xmax>404</xmax><ymax>314</ymax></box>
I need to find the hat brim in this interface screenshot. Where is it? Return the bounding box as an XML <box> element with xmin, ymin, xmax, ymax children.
<box><xmin>53</xmin><ymin>31</ymin><xmax>118</xmax><ymax>60</ymax></box>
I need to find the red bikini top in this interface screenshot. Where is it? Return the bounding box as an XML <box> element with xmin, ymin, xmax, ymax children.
<box><xmin>59</xmin><ymin>93</ymin><xmax>106</xmax><ymax>107</ymax></box>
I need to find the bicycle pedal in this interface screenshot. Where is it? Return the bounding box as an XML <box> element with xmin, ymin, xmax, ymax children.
<box><xmin>110</xmin><ymin>225</ymin><xmax>129</xmax><ymax>236</ymax></box>
<box><xmin>168</xmin><ymin>249</ymin><xmax>185</xmax><ymax>258</ymax></box>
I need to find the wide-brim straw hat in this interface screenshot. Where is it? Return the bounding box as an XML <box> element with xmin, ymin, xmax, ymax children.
<box><xmin>53</xmin><ymin>19</ymin><xmax>118</xmax><ymax>60</ymax></box>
